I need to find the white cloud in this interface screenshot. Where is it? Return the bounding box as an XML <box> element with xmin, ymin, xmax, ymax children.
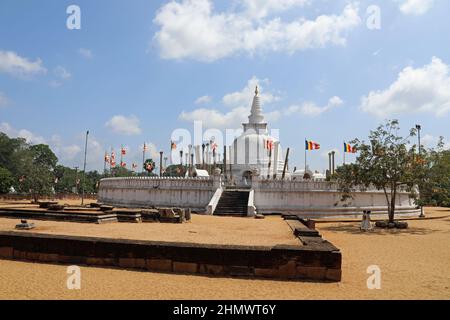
<box><xmin>195</xmin><ymin>95</ymin><xmax>212</xmax><ymax>104</ymax></box>
<box><xmin>180</xmin><ymin>76</ymin><xmax>280</xmax><ymax>128</ymax></box>
<box><xmin>360</xmin><ymin>57</ymin><xmax>450</xmax><ymax>117</ymax></box>
<box><xmin>50</xmin><ymin>66</ymin><xmax>72</xmax><ymax>87</ymax></box>
<box><xmin>0</xmin><ymin>92</ymin><xmax>9</xmax><ymax>107</ymax></box>
<box><xmin>421</xmin><ymin>134</ymin><xmax>450</xmax><ymax>150</ymax></box>
<box><xmin>0</xmin><ymin>122</ymin><xmax>46</xmax><ymax>144</ymax></box>
<box><xmin>0</xmin><ymin>50</ymin><xmax>46</xmax><ymax>77</ymax></box>
<box><xmin>285</xmin><ymin>96</ymin><xmax>343</xmax><ymax>117</ymax></box>
<box><xmin>399</xmin><ymin>0</ymin><xmax>434</xmax><ymax>16</ymax></box>
<box><xmin>180</xmin><ymin>106</ymin><xmax>249</xmax><ymax>128</ymax></box>
<box><xmin>54</xmin><ymin>66</ymin><xmax>71</xmax><ymax>80</ymax></box>
<box><xmin>222</xmin><ymin>76</ymin><xmax>280</xmax><ymax>107</ymax></box>
<box><xmin>153</xmin><ymin>0</ymin><xmax>361</xmax><ymax>62</ymax></box>
<box><xmin>105</xmin><ymin>115</ymin><xmax>142</xmax><ymax>135</ymax></box>
<box><xmin>78</xmin><ymin>48</ymin><xmax>93</xmax><ymax>59</ymax></box>
<box><xmin>241</xmin><ymin>0</ymin><xmax>310</xmax><ymax>19</ymax></box>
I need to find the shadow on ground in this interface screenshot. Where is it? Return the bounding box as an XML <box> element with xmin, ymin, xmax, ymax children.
<box><xmin>319</xmin><ymin>223</ymin><xmax>442</xmax><ymax>236</ymax></box>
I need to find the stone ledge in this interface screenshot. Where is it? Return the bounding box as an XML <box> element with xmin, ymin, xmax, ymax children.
<box><xmin>0</xmin><ymin>231</ymin><xmax>341</xmax><ymax>282</ymax></box>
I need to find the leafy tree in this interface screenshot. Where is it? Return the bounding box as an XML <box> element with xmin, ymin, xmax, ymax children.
<box><xmin>418</xmin><ymin>139</ymin><xmax>450</xmax><ymax>207</ymax></box>
<box><xmin>335</xmin><ymin>120</ymin><xmax>422</xmax><ymax>223</ymax></box>
<box><xmin>0</xmin><ymin>167</ymin><xmax>14</xmax><ymax>194</ymax></box>
<box><xmin>110</xmin><ymin>166</ymin><xmax>135</xmax><ymax>177</ymax></box>
<box><xmin>15</xmin><ymin>144</ymin><xmax>58</xmax><ymax>201</ymax></box>
<box><xmin>163</xmin><ymin>164</ymin><xmax>185</xmax><ymax>177</ymax></box>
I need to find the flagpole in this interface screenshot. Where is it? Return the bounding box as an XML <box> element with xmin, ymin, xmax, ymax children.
<box><xmin>304</xmin><ymin>138</ymin><xmax>307</xmax><ymax>175</ymax></box>
<box><xmin>343</xmin><ymin>142</ymin><xmax>346</xmax><ymax>166</ymax></box>
<box><xmin>103</xmin><ymin>151</ymin><xmax>107</xmax><ymax>176</ymax></box>
<box><xmin>120</xmin><ymin>144</ymin><xmax>123</xmax><ymax>166</ymax></box>
<box><xmin>142</xmin><ymin>143</ymin><xmax>146</xmax><ymax>174</ymax></box>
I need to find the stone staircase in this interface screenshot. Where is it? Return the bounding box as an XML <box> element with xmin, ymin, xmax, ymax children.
<box><xmin>213</xmin><ymin>190</ymin><xmax>250</xmax><ymax>216</ymax></box>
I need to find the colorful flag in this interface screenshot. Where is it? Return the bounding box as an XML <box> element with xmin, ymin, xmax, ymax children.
<box><xmin>171</xmin><ymin>141</ymin><xmax>177</xmax><ymax>150</ymax></box>
<box><xmin>121</xmin><ymin>147</ymin><xmax>126</xmax><ymax>155</ymax></box>
<box><xmin>104</xmin><ymin>153</ymin><xmax>110</xmax><ymax>163</ymax></box>
<box><xmin>111</xmin><ymin>151</ymin><xmax>116</xmax><ymax>162</ymax></box>
<box><xmin>211</xmin><ymin>142</ymin><xmax>218</xmax><ymax>151</ymax></box>
<box><xmin>344</xmin><ymin>142</ymin><xmax>357</xmax><ymax>153</ymax></box>
<box><xmin>120</xmin><ymin>161</ymin><xmax>126</xmax><ymax>168</ymax></box>
<box><xmin>305</xmin><ymin>140</ymin><xmax>320</xmax><ymax>150</ymax></box>
<box><xmin>264</xmin><ymin>139</ymin><xmax>274</xmax><ymax>150</ymax></box>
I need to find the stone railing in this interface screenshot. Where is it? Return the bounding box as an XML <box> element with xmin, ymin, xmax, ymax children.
<box><xmin>206</xmin><ymin>187</ymin><xmax>223</xmax><ymax>215</ymax></box>
<box><xmin>99</xmin><ymin>176</ymin><xmax>214</xmax><ymax>191</ymax></box>
<box><xmin>253</xmin><ymin>178</ymin><xmax>411</xmax><ymax>194</ymax></box>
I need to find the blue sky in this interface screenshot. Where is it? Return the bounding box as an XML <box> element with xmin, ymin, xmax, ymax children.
<box><xmin>1</xmin><ymin>0</ymin><xmax>449</xmax><ymax>172</ymax></box>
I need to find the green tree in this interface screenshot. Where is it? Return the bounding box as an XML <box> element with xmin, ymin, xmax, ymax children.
<box><xmin>110</xmin><ymin>166</ymin><xmax>134</xmax><ymax>177</ymax></box>
<box><xmin>418</xmin><ymin>139</ymin><xmax>450</xmax><ymax>207</ymax></box>
<box><xmin>0</xmin><ymin>167</ymin><xmax>14</xmax><ymax>194</ymax></box>
<box><xmin>15</xmin><ymin>144</ymin><xmax>58</xmax><ymax>201</ymax></box>
<box><xmin>335</xmin><ymin>120</ymin><xmax>422</xmax><ymax>223</ymax></box>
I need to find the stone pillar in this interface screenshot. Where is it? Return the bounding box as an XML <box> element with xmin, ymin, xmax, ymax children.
<box><xmin>273</xmin><ymin>142</ymin><xmax>280</xmax><ymax>178</ymax></box>
<box><xmin>213</xmin><ymin>168</ymin><xmax>222</xmax><ymax>188</ymax></box>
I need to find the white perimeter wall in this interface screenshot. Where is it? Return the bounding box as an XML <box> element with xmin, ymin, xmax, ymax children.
<box><xmin>98</xmin><ymin>177</ymin><xmax>420</xmax><ymax>217</ymax></box>
<box><xmin>98</xmin><ymin>177</ymin><xmax>217</xmax><ymax>210</ymax></box>
<box><xmin>252</xmin><ymin>179</ymin><xmax>419</xmax><ymax>216</ymax></box>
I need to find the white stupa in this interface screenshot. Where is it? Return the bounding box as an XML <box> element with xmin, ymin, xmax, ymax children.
<box><xmin>229</xmin><ymin>86</ymin><xmax>285</xmax><ymax>184</ymax></box>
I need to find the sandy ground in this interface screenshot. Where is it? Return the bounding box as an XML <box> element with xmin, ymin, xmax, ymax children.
<box><xmin>0</xmin><ymin>215</ymin><xmax>298</xmax><ymax>246</ymax></box>
<box><xmin>0</xmin><ymin>207</ymin><xmax>449</xmax><ymax>300</ymax></box>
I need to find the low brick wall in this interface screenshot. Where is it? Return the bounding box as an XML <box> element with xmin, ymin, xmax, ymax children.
<box><xmin>0</xmin><ymin>231</ymin><xmax>341</xmax><ymax>282</ymax></box>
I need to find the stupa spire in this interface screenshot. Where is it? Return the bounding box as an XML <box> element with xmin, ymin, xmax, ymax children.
<box><xmin>248</xmin><ymin>85</ymin><xmax>265</xmax><ymax>124</ymax></box>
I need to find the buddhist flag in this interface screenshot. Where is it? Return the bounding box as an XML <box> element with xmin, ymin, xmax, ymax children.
<box><xmin>264</xmin><ymin>139</ymin><xmax>274</xmax><ymax>150</ymax></box>
<box><xmin>110</xmin><ymin>151</ymin><xmax>116</xmax><ymax>163</ymax></box>
<box><xmin>305</xmin><ymin>140</ymin><xmax>320</xmax><ymax>150</ymax></box>
<box><xmin>121</xmin><ymin>147</ymin><xmax>127</xmax><ymax>155</ymax></box>
<box><xmin>344</xmin><ymin>142</ymin><xmax>357</xmax><ymax>153</ymax></box>
<box><xmin>171</xmin><ymin>141</ymin><xmax>177</xmax><ymax>150</ymax></box>
<box><xmin>120</xmin><ymin>161</ymin><xmax>126</xmax><ymax>168</ymax></box>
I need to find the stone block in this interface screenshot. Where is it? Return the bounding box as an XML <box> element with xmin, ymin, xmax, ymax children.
<box><xmin>0</xmin><ymin>247</ymin><xmax>13</xmax><ymax>259</ymax></box>
<box><xmin>146</xmin><ymin>259</ymin><xmax>172</xmax><ymax>272</ymax></box>
<box><xmin>119</xmin><ymin>258</ymin><xmax>135</xmax><ymax>268</ymax></box>
<box><xmin>228</xmin><ymin>266</ymin><xmax>254</xmax><ymax>277</ymax></box>
<box><xmin>277</xmin><ymin>260</ymin><xmax>297</xmax><ymax>278</ymax></box>
<box><xmin>118</xmin><ymin>258</ymin><xmax>146</xmax><ymax>269</ymax></box>
<box><xmin>199</xmin><ymin>264</ymin><xmax>224</xmax><ymax>275</ymax></box>
<box><xmin>25</xmin><ymin>252</ymin><xmax>40</xmax><ymax>261</ymax></box>
<box><xmin>325</xmin><ymin>268</ymin><xmax>342</xmax><ymax>282</ymax></box>
<box><xmin>173</xmin><ymin>262</ymin><xmax>198</xmax><ymax>274</ymax></box>
<box><xmin>254</xmin><ymin>268</ymin><xmax>277</xmax><ymax>278</ymax></box>
<box><xmin>297</xmin><ymin>267</ymin><xmax>327</xmax><ymax>280</ymax></box>
<box><xmin>38</xmin><ymin>253</ymin><xmax>59</xmax><ymax>263</ymax></box>
<box><xmin>13</xmin><ymin>250</ymin><xmax>27</xmax><ymax>260</ymax></box>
